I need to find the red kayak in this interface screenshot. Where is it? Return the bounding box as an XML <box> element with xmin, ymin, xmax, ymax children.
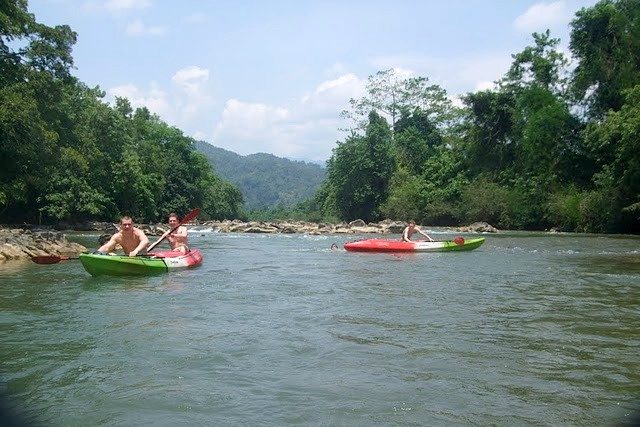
<box><xmin>344</xmin><ymin>237</ymin><xmax>485</xmax><ymax>253</ymax></box>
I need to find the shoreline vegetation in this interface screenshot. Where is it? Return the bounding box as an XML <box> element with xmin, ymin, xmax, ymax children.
<box><xmin>0</xmin><ymin>220</ymin><xmax>499</xmax><ymax>262</ymax></box>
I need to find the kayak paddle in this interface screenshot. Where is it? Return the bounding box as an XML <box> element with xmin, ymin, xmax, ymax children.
<box><xmin>147</xmin><ymin>208</ymin><xmax>200</xmax><ymax>252</ymax></box>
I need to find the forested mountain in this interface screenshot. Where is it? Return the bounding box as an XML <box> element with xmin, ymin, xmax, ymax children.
<box><xmin>195</xmin><ymin>141</ymin><xmax>326</xmax><ymax>210</ymax></box>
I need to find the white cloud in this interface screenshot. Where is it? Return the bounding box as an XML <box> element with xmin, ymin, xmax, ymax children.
<box><xmin>215</xmin><ymin>99</ymin><xmax>289</xmax><ymax>138</ymax></box>
<box><xmin>171</xmin><ymin>66</ymin><xmax>214</xmax><ymax>120</ymax></box>
<box><xmin>172</xmin><ymin>66</ymin><xmax>209</xmax><ymax>92</ymax></box>
<box><xmin>300</xmin><ymin>73</ymin><xmax>363</xmax><ymax>116</ymax></box>
<box><xmin>108</xmin><ymin>83</ymin><xmax>172</xmax><ymax>117</ymax></box>
<box><xmin>514</xmin><ymin>1</ymin><xmax>570</xmax><ymax>33</ymax></box>
<box><xmin>314</xmin><ymin>73</ymin><xmax>357</xmax><ymax>94</ymax></box>
<box><xmin>325</xmin><ymin>62</ymin><xmax>348</xmax><ymax>77</ymax></box>
<box><xmin>211</xmin><ymin>73</ymin><xmax>365</xmax><ymax>161</ymax></box>
<box><xmin>213</xmin><ymin>97</ymin><xmax>337</xmax><ymax>161</ymax></box>
<box><xmin>372</xmin><ymin>53</ymin><xmax>511</xmax><ymax>97</ymax></box>
<box><xmin>192</xmin><ymin>131</ymin><xmax>207</xmax><ymax>140</ymax></box>
<box><xmin>125</xmin><ymin>19</ymin><xmax>165</xmax><ymax>36</ymax></box>
<box><xmin>105</xmin><ymin>0</ymin><xmax>151</xmax><ymax>12</ymax></box>
<box><xmin>475</xmin><ymin>81</ymin><xmax>497</xmax><ymax>91</ymax></box>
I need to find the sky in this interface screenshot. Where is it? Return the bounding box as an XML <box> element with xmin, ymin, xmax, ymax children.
<box><xmin>30</xmin><ymin>0</ymin><xmax>599</xmax><ymax>163</ymax></box>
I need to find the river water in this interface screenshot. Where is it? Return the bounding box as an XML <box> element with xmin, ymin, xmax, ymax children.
<box><xmin>0</xmin><ymin>230</ymin><xmax>639</xmax><ymax>426</ymax></box>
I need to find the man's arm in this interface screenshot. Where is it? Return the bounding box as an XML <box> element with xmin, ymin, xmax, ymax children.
<box><xmin>98</xmin><ymin>234</ymin><xmax>119</xmax><ymax>253</ymax></box>
<box><xmin>129</xmin><ymin>229</ymin><xmax>150</xmax><ymax>257</ymax></box>
<box><xmin>419</xmin><ymin>229</ymin><xmax>434</xmax><ymax>241</ymax></box>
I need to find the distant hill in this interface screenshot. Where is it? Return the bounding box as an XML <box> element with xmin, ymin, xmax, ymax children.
<box><xmin>195</xmin><ymin>141</ymin><xmax>326</xmax><ymax>210</ymax></box>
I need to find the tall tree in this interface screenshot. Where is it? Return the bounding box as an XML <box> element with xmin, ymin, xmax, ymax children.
<box><xmin>570</xmin><ymin>0</ymin><xmax>640</xmax><ymax>118</ymax></box>
<box><xmin>583</xmin><ymin>84</ymin><xmax>640</xmax><ymax>231</ymax></box>
<box><xmin>341</xmin><ymin>68</ymin><xmax>454</xmax><ymax>133</ymax></box>
<box><xmin>326</xmin><ymin>111</ymin><xmax>394</xmax><ymax>221</ymax></box>
<box><xmin>502</xmin><ymin>30</ymin><xmax>570</xmax><ymax>97</ymax></box>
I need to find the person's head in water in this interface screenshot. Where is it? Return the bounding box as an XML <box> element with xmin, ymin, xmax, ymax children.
<box><xmin>330</xmin><ymin>243</ymin><xmax>338</xmax><ymax>250</ymax></box>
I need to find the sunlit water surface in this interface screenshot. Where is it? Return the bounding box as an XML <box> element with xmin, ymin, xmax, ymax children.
<box><xmin>1</xmin><ymin>230</ymin><xmax>639</xmax><ymax>425</ymax></box>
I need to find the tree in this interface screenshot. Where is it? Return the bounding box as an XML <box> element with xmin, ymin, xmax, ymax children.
<box><xmin>583</xmin><ymin>84</ymin><xmax>640</xmax><ymax>231</ymax></box>
<box><xmin>461</xmin><ymin>90</ymin><xmax>517</xmax><ymax>175</ymax></box>
<box><xmin>502</xmin><ymin>30</ymin><xmax>570</xmax><ymax>97</ymax></box>
<box><xmin>325</xmin><ymin>111</ymin><xmax>394</xmax><ymax>221</ymax></box>
<box><xmin>570</xmin><ymin>0</ymin><xmax>640</xmax><ymax>118</ymax></box>
<box><xmin>393</xmin><ymin>110</ymin><xmax>443</xmax><ymax>175</ymax></box>
<box><xmin>0</xmin><ymin>0</ymin><xmax>76</xmax><ymax>84</ymax></box>
<box><xmin>341</xmin><ymin>68</ymin><xmax>454</xmax><ymax>133</ymax></box>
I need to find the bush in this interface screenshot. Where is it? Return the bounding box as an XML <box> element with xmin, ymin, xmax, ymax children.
<box><xmin>460</xmin><ymin>178</ymin><xmax>510</xmax><ymax>226</ymax></box>
<box><xmin>578</xmin><ymin>189</ymin><xmax>620</xmax><ymax>233</ymax></box>
<box><xmin>545</xmin><ymin>187</ymin><xmax>582</xmax><ymax>231</ymax></box>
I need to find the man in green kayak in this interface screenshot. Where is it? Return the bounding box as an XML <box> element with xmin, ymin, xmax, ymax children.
<box><xmin>401</xmin><ymin>220</ymin><xmax>434</xmax><ymax>242</ymax></box>
<box><xmin>97</xmin><ymin>216</ymin><xmax>150</xmax><ymax>257</ymax></box>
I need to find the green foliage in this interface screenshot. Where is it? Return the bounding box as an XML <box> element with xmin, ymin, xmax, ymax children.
<box><xmin>0</xmin><ymin>2</ymin><xmax>243</xmax><ymax>224</ymax></box>
<box><xmin>460</xmin><ymin>177</ymin><xmax>510</xmax><ymax>226</ymax></box>
<box><xmin>502</xmin><ymin>30</ymin><xmax>570</xmax><ymax>96</ymax></box>
<box><xmin>380</xmin><ymin>167</ymin><xmax>422</xmax><ymax>221</ymax></box>
<box><xmin>581</xmin><ymin>84</ymin><xmax>640</xmax><ymax>231</ymax></box>
<box><xmin>420</xmin><ymin>146</ymin><xmax>469</xmax><ymax>225</ymax></box>
<box><xmin>461</xmin><ymin>90</ymin><xmax>517</xmax><ymax>175</ymax></box>
<box><xmin>578</xmin><ymin>189</ymin><xmax>620</xmax><ymax>233</ymax></box>
<box><xmin>545</xmin><ymin>186</ymin><xmax>583</xmax><ymax>231</ymax></box>
<box><xmin>341</xmin><ymin>68</ymin><xmax>455</xmax><ymax>132</ymax></box>
<box><xmin>3</xmin><ymin>1</ymin><xmax>640</xmax><ymax>234</ymax></box>
<box><xmin>393</xmin><ymin>110</ymin><xmax>443</xmax><ymax>175</ymax></box>
<box><xmin>326</xmin><ymin>111</ymin><xmax>394</xmax><ymax>221</ymax></box>
<box><xmin>570</xmin><ymin>0</ymin><xmax>640</xmax><ymax>118</ymax></box>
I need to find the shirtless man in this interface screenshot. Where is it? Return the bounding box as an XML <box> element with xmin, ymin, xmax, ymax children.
<box><xmin>167</xmin><ymin>212</ymin><xmax>189</xmax><ymax>253</ymax></box>
<box><xmin>97</xmin><ymin>216</ymin><xmax>149</xmax><ymax>256</ymax></box>
<box><xmin>401</xmin><ymin>220</ymin><xmax>434</xmax><ymax>242</ymax></box>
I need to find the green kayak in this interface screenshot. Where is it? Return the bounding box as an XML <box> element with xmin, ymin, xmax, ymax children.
<box><xmin>79</xmin><ymin>250</ymin><xmax>203</xmax><ymax>276</ymax></box>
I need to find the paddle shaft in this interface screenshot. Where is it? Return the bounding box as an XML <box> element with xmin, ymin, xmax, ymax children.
<box><xmin>147</xmin><ymin>208</ymin><xmax>200</xmax><ymax>252</ymax></box>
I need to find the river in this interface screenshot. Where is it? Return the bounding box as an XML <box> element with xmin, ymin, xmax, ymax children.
<box><xmin>1</xmin><ymin>230</ymin><xmax>639</xmax><ymax>426</ymax></box>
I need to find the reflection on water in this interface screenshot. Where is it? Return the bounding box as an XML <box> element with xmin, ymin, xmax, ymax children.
<box><xmin>0</xmin><ymin>231</ymin><xmax>639</xmax><ymax>425</ymax></box>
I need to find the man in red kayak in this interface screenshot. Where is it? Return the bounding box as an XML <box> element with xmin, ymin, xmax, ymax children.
<box><xmin>167</xmin><ymin>212</ymin><xmax>189</xmax><ymax>253</ymax></box>
<box><xmin>401</xmin><ymin>220</ymin><xmax>434</xmax><ymax>242</ymax></box>
<box><xmin>97</xmin><ymin>216</ymin><xmax>150</xmax><ymax>257</ymax></box>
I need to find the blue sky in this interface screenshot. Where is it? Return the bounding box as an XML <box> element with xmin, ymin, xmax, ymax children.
<box><xmin>31</xmin><ymin>0</ymin><xmax>598</xmax><ymax>162</ymax></box>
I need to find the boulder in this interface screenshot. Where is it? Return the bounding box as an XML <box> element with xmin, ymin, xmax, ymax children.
<box><xmin>0</xmin><ymin>228</ymin><xmax>87</xmax><ymax>262</ymax></box>
<box><xmin>457</xmin><ymin>222</ymin><xmax>498</xmax><ymax>233</ymax></box>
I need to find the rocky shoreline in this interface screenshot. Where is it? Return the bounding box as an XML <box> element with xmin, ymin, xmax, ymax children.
<box><xmin>0</xmin><ymin>220</ymin><xmax>498</xmax><ymax>262</ymax></box>
<box><xmin>0</xmin><ymin>229</ymin><xmax>87</xmax><ymax>262</ymax></box>
<box><xmin>195</xmin><ymin>219</ymin><xmax>499</xmax><ymax>235</ymax></box>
